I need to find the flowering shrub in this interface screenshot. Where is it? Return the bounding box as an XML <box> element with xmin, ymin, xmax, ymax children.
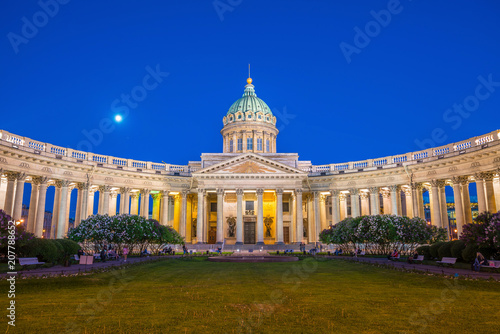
<box><xmin>320</xmin><ymin>214</ymin><xmax>447</xmax><ymax>255</ymax></box>
<box><xmin>67</xmin><ymin>214</ymin><xmax>184</xmax><ymax>254</ymax></box>
<box><xmin>460</xmin><ymin>211</ymin><xmax>500</xmax><ymax>258</ymax></box>
<box><xmin>0</xmin><ymin>209</ymin><xmax>35</xmax><ymax>256</ymax></box>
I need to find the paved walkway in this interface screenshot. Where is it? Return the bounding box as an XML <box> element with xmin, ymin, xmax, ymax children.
<box><xmin>1</xmin><ymin>256</ymin><xmax>182</xmax><ymax>278</ymax></box>
<box><xmin>326</xmin><ymin>255</ymin><xmax>500</xmax><ymax>280</ymax></box>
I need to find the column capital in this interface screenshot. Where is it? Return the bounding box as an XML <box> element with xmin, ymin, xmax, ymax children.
<box><xmin>430</xmin><ymin>179</ymin><xmax>446</xmax><ymax>188</ymax></box>
<box><xmin>32</xmin><ymin>176</ymin><xmax>48</xmax><ymax>185</ymax></box>
<box><xmin>181</xmin><ymin>190</ymin><xmax>189</xmax><ymax>197</ymax></box>
<box><xmin>217</xmin><ymin>188</ymin><xmax>224</xmax><ymax>195</ymax></box>
<box><xmin>99</xmin><ymin>185</ymin><xmax>112</xmax><ymax>192</ymax></box>
<box><xmin>140</xmin><ymin>188</ymin><xmax>150</xmax><ymax>196</ymax></box>
<box><xmin>276</xmin><ymin>188</ymin><xmax>284</xmax><ymax>195</ymax></box>
<box><xmin>452</xmin><ymin>176</ymin><xmax>468</xmax><ymax>185</ymax></box>
<box><xmin>403</xmin><ymin>187</ymin><xmax>412</xmax><ymax>196</ymax></box>
<box><xmin>478</xmin><ymin>172</ymin><xmax>494</xmax><ymax>182</ymax></box>
<box><xmin>15</xmin><ymin>172</ymin><xmax>27</xmax><ymax>181</ymax></box>
<box><xmin>368</xmin><ymin>187</ymin><xmax>379</xmax><ymax>194</ymax></box>
<box><xmin>330</xmin><ymin>189</ymin><xmax>339</xmax><ymax>197</ymax></box>
<box><xmin>256</xmin><ymin>188</ymin><xmax>264</xmax><ymax>196</ymax></box>
<box><xmin>120</xmin><ymin>187</ymin><xmax>131</xmax><ymax>194</ymax></box>
<box><xmin>360</xmin><ymin>192</ymin><xmax>369</xmax><ymax>200</ymax></box>
<box><xmin>236</xmin><ymin>188</ymin><xmax>244</xmax><ymax>196</ymax></box>
<box><xmin>411</xmin><ymin>182</ymin><xmax>423</xmax><ymax>191</ymax></box>
<box><xmin>389</xmin><ymin>185</ymin><xmax>400</xmax><ymax>192</ymax></box>
<box><xmin>5</xmin><ymin>171</ymin><xmax>19</xmax><ymax>182</ymax></box>
<box><xmin>295</xmin><ymin>188</ymin><xmax>303</xmax><ymax>195</ymax></box>
<box><xmin>161</xmin><ymin>190</ymin><xmax>170</xmax><ymax>197</ymax></box>
<box><xmin>197</xmin><ymin>188</ymin><xmax>205</xmax><ymax>194</ymax></box>
<box><xmin>381</xmin><ymin>189</ymin><xmax>391</xmax><ymax>198</ymax></box>
<box><xmin>130</xmin><ymin>193</ymin><xmax>138</xmax><ymax>199</ymax></box>
<box><xmin>349</xmin><ymin>188</ymin><xmax>359</xmax><ymax>196</ymax></box>
<box><xmin>55</xmin><ymin>180</ymin><xmax>70</xmax><ymax>188</ymax></box>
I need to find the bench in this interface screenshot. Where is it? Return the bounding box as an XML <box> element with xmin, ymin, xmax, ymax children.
<box><xmin>19</xmin><ymin>257</ymin><xmax>45</xmax><ymax>267</ymax></box>
<box><xmin>408</xmin><ymin>255</ymin><xmax>424</xmax><ymax>264</ymax></box>
<box><xmin>436</xmin><ymin>257</ymin><xmax>457</xmax><ymax>267</ymax></box>
<box><xmin>389</xmin><ymin>254</ymin><xmax>400</xmax><ymax>261</ymax></box>
<box><xmin>480</xmin><ymin>260</ymin><xmax>500</xmax><ymax>271</ymax></box>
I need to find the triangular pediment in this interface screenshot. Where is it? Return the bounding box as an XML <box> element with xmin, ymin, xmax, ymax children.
<box><xmin>194</xmin><ymin>153</ymin><xmax>305</xmax><ymax>175</ymax></box>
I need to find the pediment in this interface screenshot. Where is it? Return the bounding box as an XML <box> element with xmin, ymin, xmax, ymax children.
<box><xmin>194</xmin><ymin>153</ymin><xmax>305</xmax><ymax>175</ymax></box>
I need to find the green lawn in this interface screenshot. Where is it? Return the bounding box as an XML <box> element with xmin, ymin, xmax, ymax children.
<box><xmin>5</xmin><ymin>257</ymin><xmax>499</xmax><ymax>333</ymax></box>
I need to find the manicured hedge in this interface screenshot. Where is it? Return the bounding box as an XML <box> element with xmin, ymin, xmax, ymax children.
<box><xmin>450</xmin><ymin>240</ymin><xmax>466</xmax><ymax>261</ymax></box>
<box><xmin>21</xmin><ymin>238</ymin><xmax>58</xmax><ymax>263</ymax></box>
<box><xmin>429</xmin><ymin>241</ymin><xmax>446</xmax><ymax>259</ymax></box>
<box><xmin>437</xmin><ymin>241</ymin><xmax>454</xmax><ymax>259</ymax></box>
<box><xmin>416</xmin><ymin>245</ymin><xmax>431</xmax><ymax>260</ymax></box>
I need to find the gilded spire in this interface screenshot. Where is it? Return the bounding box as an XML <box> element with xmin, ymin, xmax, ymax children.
<box><xmin>247</xmin><ymin>64</ymin><xmax>252</xmax><ymax>84</ymax></box>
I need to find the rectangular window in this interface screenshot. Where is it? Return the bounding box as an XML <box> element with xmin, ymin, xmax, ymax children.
<box><xmin>210</xmin><ymin>202</ymin><xmax>217</xmax><ymax>212</ymax></box>
<box><xmin>245</xmin><ymin>201</ymin><xmax>254</xmax><ymax>211</ymax></box>
<box><xmin>266</xmin><ymin>140</ymin><xmax>270</xmax><ymax>152</ymax></box>
<box><xmin>237</xmin><ymin>138</ymin><xmax>242</xmax><ymax>151</ymax></box>
<box><xmin>229</xmin><ymin>140</ymin><xmax>233</xmax><ymax>152</ymax></box>
<box><xmin>282</xmin><ymin>202</ymin><xmax>290</xmax><ymax>212</ymax></box>
<box><xmin>247</xmin><ymin>138</ymin><xmax>253</xmax><ymax>150</ymax></box>
<box><xmin>257</xmin><ymin>138</ymin><xmax>262</xmax><ymax>151</ymax></box>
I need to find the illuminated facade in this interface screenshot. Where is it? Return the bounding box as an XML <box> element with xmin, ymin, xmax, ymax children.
<box><xmin>1</xmin><ymin>77</ymin><xmax>499</xmax><ymax>245</ymax></box>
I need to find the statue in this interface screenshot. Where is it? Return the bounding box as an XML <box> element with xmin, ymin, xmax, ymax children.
<box><xmin>227</xmin><ymin>216</ymin><xmax>236</xmax><ymax>237</ymax></box>
<box><xmin>264</xmin><ymin>216</ymin><xmax>273</xmax><ymax>238</ymax></box>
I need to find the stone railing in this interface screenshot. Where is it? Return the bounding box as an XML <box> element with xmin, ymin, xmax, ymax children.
<box><xmin>305</xmin><ymin>130</ymin><xmax>500</xmax><ymax>176</ymax></box>
<box><xmin>0</xmin><ymin>130</ymin><xmax>192</xmax><ymax>177</ymax></box>
<box><xmin>1</xmin><ymin>129</ymin><xmax>499</xmax><ymax>177</ymax></box>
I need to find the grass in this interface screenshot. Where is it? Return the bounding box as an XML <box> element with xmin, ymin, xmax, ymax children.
<box><xmin>5</xmin><ymin>257</ymin><xmax>500</xmax><ymax>333</ymax></box>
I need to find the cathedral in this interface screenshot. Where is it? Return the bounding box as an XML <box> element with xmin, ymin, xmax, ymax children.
<box><xmin>0</xmin><ymin>77</ymin><xmax>499</xmax><ymax>247</ymax></box>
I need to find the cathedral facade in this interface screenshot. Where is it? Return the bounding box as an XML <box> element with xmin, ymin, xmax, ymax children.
<box><xmin>0</xmin><ymin>77</ymin><xmax>499</xmax><ymax>246</ymax></box>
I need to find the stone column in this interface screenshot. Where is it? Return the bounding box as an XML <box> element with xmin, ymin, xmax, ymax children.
<box><xmin>403</xmin><ymin>188</ymin><xmax>413</xmax><ymax>218</ymax></box>
<box><xmin>475</xmin><ymin>174</ymin><xmax>487</xmax><ymax>213</ymax></box>
<box><xmin>339</xmin><ymin>193</ymin><xmax>346</xmax><ymax>220</ymax></box>
<box><xmin>27</xmin><ymin>177</ymin><xmax>40</xmax><ymax>233</ymax></box>
<box><xmin>439</xmin><ymin>183</ymin><xmax>449</xmax><ymax>228</ymax></box>
<box><xmin>0</xmin><ymin>178</ymin><xmax>7</xmax><ymax>211</ymax></box>
<box><xmin>51</xmin><ymin>182</ymin><xmax>61</xmax><ymax>239</ymax></box>
<box><xmin>350</xmin><ymin>188</ymin><xmax>360</xmax><ymax>218</ymax></box>
<box><xmin>197</xmin><ymin>188</ymin><xmax>204</xmax><ymax>244</ymax></box>
<box><xmin>109</xmin><ymin>192</ymin><xmax>118</xmax><ymax>216</ymax></box>
<box><xmin>419</xmin><ymin>186</ymin><xmax>426</xmax><ymax>219</ymax></box>
<box><xmin>80</xmin><ymin>183</ymin><xmax>90</xmax><ymax>223</ymax></box>
<box><xmin>74</xmin><ymin>183</ymin><xmax>83</xmax><ymax>226</ymax></box>
<box><xmin>493</xmin><ymin>177</ymin><xmax>500</xmax><ymax>214</ymax></box>
<box><xmin>12</xmin><ymin>173</ymin><xmax>26</xmax><ymax>221</ymax></box>
<box><xmin>216</xmin><ymin>189</ymin><xmax>224</xmax><ymax>243</ymax></box>
<box><xmin>482</xmin><ymin>172</ymin><xmax>497</xmax><ymax>213</ymax></box>
<box><xmin>319</xmin><ymin>194</ymin><xmax>327</xmax><ymax>230</ymax></box>
<box><xmin>180</xmin><ymin>190</ymin><xmax>188</xmax><ymax>237</ymax></box>
<box><xmin>369</xmin><ymin>187</ymin><xmax>379</xmax><ymax>216</ymax></box>
<box><xmin>430</xmin><ymin>180</ymin><xmax>442</xmax><ymax>228</ymax></box>
<box><xmin>57</xmin><ymin>180</ymin><xmax>70</xmax><ymax>239</ymax></box>
<box><xmin>295</xmin><ymin>189</ymin><xmax>303</xmax><ymax>244</ymax></box>
<box><xmin>389</xmin><ymin>185</ymin><xmax>399</xmax><ymax>216</ymax></box>
<box><xmin>64</xmin><ymin>185</ymin><xmax>73</xmax><ymax>234</ymax></box>
<box><xmin>141</xmin><ymin>189</ymin><xmax>150</xmax><ymax>218</ymax></box>
<box><xmin>161</xmin><ymin>190</ymin><xmax>170</xmax><ymax>226</ymax></box>
<box><xmin>360</xmin><ymin>192</ymin><xmax>370</xmax><ymax>216</ymax></box>
<box><xmin>291</xmin><ymin>193</ymin><xmax>296</xmax><ymax>243</ymax></box>
<box><xmin>152</xmin><ymin>193</ymin><xmax>161</xmax><ymax>221</ymax></box>
<box><xmin>411</xmin><ymin>183</ymin><xmax>421</xmax><ymax>219</ymax></box>
<box><xmin>4</xmin><ymin>172</ymin><xmax>17</xmax><ymax>216</ymax></box>
<box><xmin>99</xmin><ymin>185</ymin><xmax>111</xmax><ymax>215</ymax></box>
<box><xmin>452</xmin><ymin>176</ymin><xmax>466</xmax><ymax>238</ymax></box>
<box><xmin>254</xmin><ymin>188</ymin><xmax>264</xmax><ymax>245</ymax></box>
<box><xmin>276</xmin><ymin>188</ymin><xmax>284</xmax><ymax>245</ymax></box>
<box><xmin>461</xmin><ymin>181</ymin><xmax>472</xmax><ymax>225</ymax></box>
<box><xmin>120</xmin><ymin>187</ymin><xmax>130</xmax><ymax>215</ymax></box>
<box><xmin>34</xmin><ymin>177</ymin><xmax>48</xmax><ymax>237</ymax></box>
<box><xmin>330</xmin><ymin>190</ymin><xmax>340</xmax><ymax>225</ymax></box>
<box><xmin>236</xmin><ymin>188</ymin><xmax>243</xmax><ymax>245</ymax></box>
<box><xmin>382</xmin><ymin>189</ymin><xmax>391</xmax><ymax>214</ymax></box>
<box><xmin>88</xmin><ymin>188</ymin><xmax>95</xmax><ymax>216</ymax></box>
<box><xmin>130</xmin><ymin>193</ymin><xmax>139</xmax><ymax>215</ymax></box>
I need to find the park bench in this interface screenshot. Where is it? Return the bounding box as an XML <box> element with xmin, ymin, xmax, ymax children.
<box><xmin>19</xmin><ymin>257</ymin><xmax>45</xmax><ymax>268</ymax></box>
<box><xmin>407</xmin><ymin>255</ymin><xmax>424</xmax><ymax>264</ymax></box>
<box><xmin>389</xmin><ymin>254</ymin><xmax>400</xmax><ymax>261</ymax></box>
<box><xmin>480</xmin><ymin>260</ymin><xmax>500</xmax><ymax>271</ymax></box>
<box><xmin>436</xmin><ymin>257</ymin><xmax>457</xmax><ymax>267</ymax></box>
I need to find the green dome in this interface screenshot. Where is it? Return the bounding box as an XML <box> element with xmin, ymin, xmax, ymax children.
<box><xmin>226</xmin><ymin>83</ymin><xmax>273</xmax><ymax>119</ymax></box>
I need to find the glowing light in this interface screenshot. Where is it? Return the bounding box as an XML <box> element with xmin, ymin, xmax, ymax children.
<box><xmin>114</xmin><ymin>114</ymin><xmax>123</xmax><ymax>122</ymax></box>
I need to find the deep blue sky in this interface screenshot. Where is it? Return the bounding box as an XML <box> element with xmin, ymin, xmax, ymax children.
<box><xmin>2</xmin><ymin>0</ymin><xmax>499</xmax><ymax>214</ymax></box>
<box><xmin>2</xmin><ymin>0</ymin><xmax>500</xmax><ymax>166</ymax></box>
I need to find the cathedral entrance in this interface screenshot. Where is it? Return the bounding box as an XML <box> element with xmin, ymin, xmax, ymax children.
<box><xmin>208</xmin><ymin>227</ymin><xmax>216</xmax><ymax>244</ymax></box>
<box><xmin>244</xmin><ymin>221</ymin><xmax>256</xmax><ymax>244</ymax></box>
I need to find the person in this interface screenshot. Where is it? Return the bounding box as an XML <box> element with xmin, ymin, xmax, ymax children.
<box><xmin>407</xmin><ymin>250</ymin><xmax>419</xmax><ymax>264</ymax></box>
<box><xmin>387</xmin><ymin>249</ymin><xmax>398</xmax><ymax>260</ymax></box>
<box><xmin>108</xmin><ymin>248</ymin><xmax>118</xmax><ymax>260</ymax></box>
<box><xmin>183</xmin><ymin>245</ymin><xmax>187</xmax><ymax>255</ymax></box>
<box><xmin>473</xmin><ymin>252</ymin><xmax>487</xmax><ymax>271</ymax></box>
<box><xmin>77</xmin><ymin>249</ymin><xmax>84</xmax><ymax>257</ymax></box>
<box><xmin>123</xmin><ymin>246</ymin><xmax>129</xmax><ymax>262</ymax></box>
<box><xmin>100</xmin><ymin>248</ymin><xmax>107</xmax><ymax>262</ymax></box>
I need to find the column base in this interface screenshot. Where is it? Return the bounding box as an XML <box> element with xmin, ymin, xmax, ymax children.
<box><xmin>256</xmin><ymin>242</ymin><xmax>265</xmax><ymax>246</ymax></box>
<box><xmin>235</xmin><ymin>242</ymin><xmax>243</xmax><ymax>245</ymax></box>
<box><xmin>275</xmin><ymin>242</ymin><xmax>285</xmax><ymax>245</ymax></box>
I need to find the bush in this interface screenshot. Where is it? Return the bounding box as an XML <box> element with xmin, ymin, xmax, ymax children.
<box><xmin>21</xmin><ymin>238</ymin><xmax>58</xmax><ymax>263</ymax></box>
<box><xmin>416</xmin><ymin>245</ymin><xmax>431</xmax><ymax>260</ymax></box>
<box><xmin>461</xmin><ymin>244</ymin><xmax>478</xmax><ymax>263</ymax></box>
<box><xmin>429</xmin><ymin>241</ymin><xmax>446</xmax><ymax>260</ymax></box>
<box><xmin>450</xmin><ymin>240</ymin><xmax>466</xmax><ymax>261</ymax></box>
<box><xmin>437</xmin><ymin>241</ymin><xmax>454</xmax><ymax>259</ymax></box>
<box><xmin>54</xmin><ymin>239</ymin><xmax>81</xmax><ymax>264</ymax></box>
<box><xmin>50</xmin><ymin>239</ymin><xmax>64</xmax><ymax>263</ymax></box>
